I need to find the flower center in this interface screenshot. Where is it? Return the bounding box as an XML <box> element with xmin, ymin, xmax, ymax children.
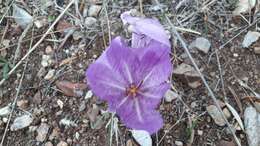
<box><xmin>126</xmin><ymin>84</ymin><xmax>139</xmax><ymax>97</ymax></box>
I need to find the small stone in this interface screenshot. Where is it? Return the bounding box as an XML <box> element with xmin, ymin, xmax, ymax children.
<box><xmin>223</xmin><ymin>108</ymin><xmax>231</xmax><ymax>119</ymax></box>
<box><xmin>44</xmin><ymin>69</ymin><xmax>55</xmax><ymax>80</ymax></box>
<box><xmin>175</xmin><ymin>140</ymin><xmax>183</xmax><ymax>146</ymax></box>
<box><xmin>32</xmin><ymin>91</ymin><xmax>42</xmax><ymax>104</ymax></box>
<box><xmin>45</xmin><ymin>46</ymin><xmax>53</xmax><ymax>54</ymax></box>
<box><xmin>93</xmin><ymin>54</ymin><xmax>97</xmax><ymax>59</ymax></box>
<box><xmin>66</xmin><ymin>138</ymin><xmax>72</xmax><ymax>145</ymax></box>
<box><xmin>41</xmin><ymin>55</ymin><xmax>52</xmax><ymax>67</ymax></box>
<box><xmin>126</xmin><ymin>139</ymin><xmax>134</xmax><ymax>146</ymax></box>
<box><xmin>72</xmin><ymin>31</ymin><xmax>83</xmax><ymax>41</ymax></box>
<box><xmin>85</xmin><ymin>90</ymin><xmax>93</xmax><ymax>100</ymax></box>
<box><xmin>188</xmin><ymin>80</ymin><xmax>202</xmax><ymax>88</ymax></box>
<box><xmin>233</xmin><ymin>53</ymin><xmax>239</xmax><ymax>57</ymax></box>
<box><xmin>242</xmin><ymin>31</ymin><xmax>260</xmax><ymax>48</ymax></box>
<box><xmin>57</xmin><ymin>141</ymin><xmax>68</xmax><ymax>146</ymax></box>
<box><xmin>17</xmin><ymin>99</ymin><xmax>29</xmax><ymax>109</ymax></box>
<box><xmin>57</xmin><ymin>99</ymin><xmax>64</xmax><ymax>109</ymax></box>
<box><xmin>244</xmin><ymin>106</ymin><xmax>260</xmax><ymax>146</ymax></box>
<box><xmin>164</xmin><ymin>89</ymin><xmax>179</xmax><ymax>102</ymax></box>
<box><xmin>49</xmin><ymin>127</ymin><xmax>60</xmax><ymax>140</ymax></box>
<box><xmin>206</xmin><ymin>105</ymin><xmax>226</xmax><ymax>126</ymax></box>
<box><xmin>0</xmin><ymin>104</ymin><xmax>11</xmax><ymax>116</ymax></box>
<box><xmin>191</xmin><ymin>101</ymin><xmax>197</xmax><ymax>108</ymax></box>
<box><xmin>10</xmin><ymin>114</ymin><xmax>33</xmax><ymax>131</ymax></box>
<box><xmin>2</xmin><ymin>117</ymin><xmax>8</xmax><ymax>123</ymax></box>
<box><xmin>197</xmin><ymin>130</ymin><xmax>203</xmax><ymax>136</ymax></box>
<box><xmin>79</xmin><ymin>101</ymin><xmax>86</xmax><ymax>112</ymax></box>
<box><xmin>190</xmin><ymin>37</ymin><xmax>211</xmax><ymax>53</ymax></box>
<box><xmin>41</xmin><ymin>60</ymin><xmax>48</xmax><ymax>67</ymax></box>
<box><xmin>88</xmin><ymin>5</ymin><xmax>101</xmax><ymax>17</ymax></box>
<box><xmin>2</xmin><ymin>39</ymin><xmax>10</xmax><ymax>47</ymax></box>
<box><xmin>85</xmin><ymin>17</ymin><xmax>97</xmax><ymax>27</ymax></box>
<box><xmin>36</xmin><ymin>123</ymin><xmax>50</xmax><ymax>142</ymax></box>
<box><xmin>254</xmin><ymin>47</ymin><xmax>260</xmax><ymax>54</ymax></box>
<box><xmin>34</xmin><ymin>19</ymin><xmax>45</xmax><ymax>28</ymax></box>
<box><xmin>45</xmin><ymin>141</ymin><xmax>53</xmax><ymax>146</ymax></box>
<box><xmin>75</xmin><ymin>132</ymin><xmax>80</xmax><ymax>140</ymax></box>
<box><xmin>173</xmin><ymin>63</ymin><xmax>200</xmax><ymax>79</ymax></box>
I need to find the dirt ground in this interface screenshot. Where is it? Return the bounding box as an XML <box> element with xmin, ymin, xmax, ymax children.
<box><xmin>0</xmin><ymin>0</ymin><xmax>259</xmax><ymax>146</ymax></box>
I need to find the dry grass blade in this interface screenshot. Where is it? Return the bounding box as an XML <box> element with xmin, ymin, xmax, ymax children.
<box><xmin>0</xmin><ymin>0</ymin><xmax>75</xmax><ymax>86</ymax></box>
<box><xmin>0</xmin><ymin>60</ymin><xmax>27</xmax><ymax>146</ymax></box>
<box><xmin>225</xmin><ymin>102</ymin><xmax>245</xmax><ymax>131</ymax></box>
<box><xmin>237</xmin><ymin>79</ymin><xmax>260</xmax><ymax>98</ymax></box>
<box><xmin>165</xmin><ymin>16</ymin><xmax>242</xmax><ymax>146</ymax></box>
<box><xmin>228</xmin><ymin>86</ymin><xmax>243</xmax><ymax>113</ymax></box>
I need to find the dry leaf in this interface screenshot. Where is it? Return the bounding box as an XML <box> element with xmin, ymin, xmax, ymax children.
<box><xmin>233</xmin><ymin>0</ymin><xmax>256</xmax><ymax>15</ymax></box>
<box><xmin>59</xmin><ymin>56</ymin><xmax>77</xmax><ymax>66</ymax></box>
<box><xmin>0</xmin><ymin>104</ymin><xmax>11</xmax><ymax>116</ymax></box>
<box><xmin>190</xmin><ymin>37</ymin><xmax>211</xmax><ymax>54</ymax></box>
<box><xmin>87</xmin><ymin>104</ymin><xmax>99</xmax><ymax>122</ymax></box>
<box><xmin>55</xmin><ymin>81</ymin><xmax>87</xmax><ymax>97</ymax></box>
<box><xmin>56</xmin><ymin>20</ymin><xmax>75</xmax><ymax>34</ymax></box>
<box><xmin>225</xmin><ymin>102</ymin><xmax>244</xmax><ymax>131</ymax></box>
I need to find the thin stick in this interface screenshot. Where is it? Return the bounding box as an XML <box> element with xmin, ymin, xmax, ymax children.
<box><xmin>215</xmin><ymin>50</ymin><xmax>227</xmax><ymax>100</ymax></box>
<box><xmin>0</xmin><ymin>24</ymin><xmax>36</xmax><ymax>145</ymax></box>
<box><xmin>0</xmin><ymin>58</ymin><xmax>28</xmax><ymax>146</ymax></box>
<box><xmin>219</xmin><ymin>17</ymin><xmax>260</xmax><ymax>50</ymax></box>
<box><xmin>13</xmin><ymin>23</ymin><xmax>32</xmax><ymax>64</ymax></box>
<box><xmin>1</xmin><ymin>21</ymin><xmax>9</xmax><ymax>42</ymax></box>
<box><xmin>103</xmin><ymin>0</ymin><xmax>111</xmax><ymax>43</ymax></box>
<box><xmin>139</xmin><ymin>0</ymin><xmax>143</xmax><ymax>14</ymax></box>
<box><xmin>0</xmin><ymin>0</ymin><xmax>15</xmax><ymax>25</ymax></box>
<box><xmin>0</xmin><ymin>0</ymin><xmax>75</xmax><ymax>86</ymax></box>
<box><xmin>166</xmin><ymin>16</ymin><xmax>242</xmax><ymax>146</ymax></box>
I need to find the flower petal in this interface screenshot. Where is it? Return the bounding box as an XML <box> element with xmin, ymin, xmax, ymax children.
<box><xmin>121</xmin><ymin>11</ymin><xmax>170</xmax><ymax>48</ymax></box>
<box><xmin>106</xmin><ymin>37</ymin><xmax>140</xmax><ymax>85</ymax></box>
<box><xmin>135</xmin><ymin>41</ymin><xmax>172</xmax><ymax>87</ymax></box>
<box><xmin>138</xmin><ymin>82</ymin><xmax>170</xmax><ymax>109</ymax></box>
<box><xmin>116</xmin><ymin>98</ymin><xmax>163</xmax><ymax>134</ymax></box>
<box><xmin>86</xmin><ymin>63</ymin><xmax>125</xmax><ymax>101</ymax></box>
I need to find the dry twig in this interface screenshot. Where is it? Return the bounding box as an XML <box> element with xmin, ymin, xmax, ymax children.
<box><xmin>166</xmin><ymin>16</ymin><xmax>242</xmax><ymax>146</ymax></box>
<box><xmin>0</xmin><ymin>0</ymin><xmax>75</xmax><ymax>86</ymax></box>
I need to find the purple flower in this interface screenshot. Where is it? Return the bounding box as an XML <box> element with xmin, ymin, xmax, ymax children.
<box><xmin>121</xmin><ymin>11</ymin><xmax>170</xmax><ymax>49</ymax></box>
<box><xmin>86</xmin><ymin>36</ymin><xmax>172</xmax><ymax>134</ymax></box>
